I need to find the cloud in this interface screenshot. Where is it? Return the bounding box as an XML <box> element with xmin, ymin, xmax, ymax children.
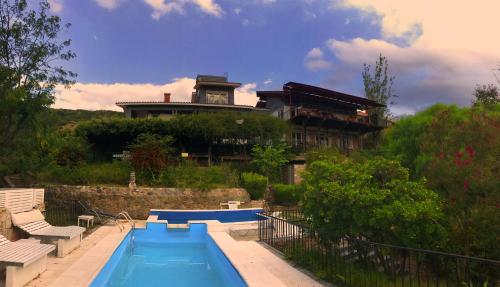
<box><xmin>52</xmin><ymin>78</ymin><xmax>259</xmax><ymax>110</ymax></box>
<box><xmin>263</xmin><ymin>78</ymin><xmax>272</xmax><ymax>85</ymax></box>
<box><xmin>95</xmin><ymin>0</ymin><xmax>122</xmax><ymax>10</ymax></box>
<box><xmin>333</xmin><ymin>0</ymin><xmax>500</xmax><ymax>55</ymax></box>
<box><xmin>304</xmin><ymin>47</ymin><xmax>331</xmax><ymax>71</ymax></box>
<box><xmin>311</xmin><ymin>1</ymin><xmax>500</xmax><ymax>114</ymax></box>
<box><xmin>235</xmin><ymin>83</ymin><xmax>258</xmax><ymax>106</ymax></box>
<box><xmin>325</xmin><ymin>38</ymin><xmax>498</xmax><ymax>113</ymax></box>
<box><xmin>53</xmin><ymin>78</ymin><xmax>196</xmax><ymax>111</ymax></box>
<box><xmin>306</xmin><ymin>47</ymin><xmax>324</xmax><ymax>58</ymax></box>
<box><xmin>144</xmin><ymin>0</ymin><xmax>223</xmax><ymax>20</ymax></box>
<box><xmin>260</xmin><ymin>0</ymin><xmax>277</xmax><ymax>4</ymax></box>
<box><xmin>48</xmin><ymin>0</ymin><xmax>63</xmax><ymax>13</ymax></box>
<box><xmin>234</xmin><ymin>8</ymin><xmax>242</xmax><ymax>15</ymax></box>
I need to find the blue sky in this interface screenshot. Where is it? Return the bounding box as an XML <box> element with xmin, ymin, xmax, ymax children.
<box><xmin>49</xmin><ymin>0</ymin><xmax>500</xmax><ymax>114</ymax></box>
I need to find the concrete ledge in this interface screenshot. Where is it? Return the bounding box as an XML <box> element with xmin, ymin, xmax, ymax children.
<box><xmin>209</xmin><ymin>231</ymin><xmax>324</xmax><ymax>287</ymax></box>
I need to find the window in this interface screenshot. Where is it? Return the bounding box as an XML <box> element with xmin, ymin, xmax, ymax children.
<box><xmin>206</xmin><ymin>91</ymin><xmax>228</xmax><ymax>104</ymax></box>
<box><xmin>292</xmin><ymin>131</ymin><xmax>304</xmax><ymax>147</ymax></box>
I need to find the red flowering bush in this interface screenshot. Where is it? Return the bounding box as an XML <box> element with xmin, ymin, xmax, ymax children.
<box><xmin>422</xmin><ymin>106</ymin><xmax>500</xmax><ymax>259</ymax></box>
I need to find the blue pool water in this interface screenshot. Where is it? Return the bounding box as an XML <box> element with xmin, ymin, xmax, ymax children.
<box><xmin>150</xmin><ymin>208</ymin><xmax>263</xmax><ymax>224</ymax></box>
<box><xmin>91</xmin><ymin>223</ymin><xmax>247</xmax><ymax>287</ymax></box>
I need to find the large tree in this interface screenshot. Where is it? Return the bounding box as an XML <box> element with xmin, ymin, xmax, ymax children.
<box><xmin>362</xmin><ymin>54</ymin><xmax>396</xmax><ymax>126</ymax></box>
<box><xmin>0</xmin><ymin>0</ymin><xmax>76</xmax><ymax>162</ymax></box>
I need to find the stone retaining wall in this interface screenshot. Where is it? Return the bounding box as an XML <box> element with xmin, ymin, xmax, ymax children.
<box><xmin>44</xmin><ymin>185</ymin><xmax>252</xmax><ymax>219</ymax></box>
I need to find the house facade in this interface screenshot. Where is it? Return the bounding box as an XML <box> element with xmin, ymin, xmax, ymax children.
<box><xmin>117</xmin><ymin>75</ymin><xmax>267</xmax><ymax>119</ymax></box>
<box><xmin>256</xmin><ymin>82</ymin><xmax>385</xmax><ymax>153</ymax></box>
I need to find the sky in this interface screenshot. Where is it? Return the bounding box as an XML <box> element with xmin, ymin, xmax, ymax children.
<box><xmin>47</xmin><ymin>0</ymin><xmax>500</xmax><ymax>115</ymax></box>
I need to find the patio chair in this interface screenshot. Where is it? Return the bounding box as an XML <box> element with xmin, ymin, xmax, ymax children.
<box><xmin>0</xmin><ymin>234</ymin><xmax>55</xmax><ymax>287</ymax></box>
<box><xmin>78</xmin><ymin>200</ymin><xmax>118</xmax><ymax>223</ymax></box>
<box><xmin>10</xmin><ymin>209</ymin><xmax>85</xmax><ymax>258</ymax></box>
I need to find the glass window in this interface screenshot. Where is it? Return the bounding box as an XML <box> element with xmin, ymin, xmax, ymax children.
<box><xmin>206</xmin><ymin>91</ymin><xmax>228</xmax><ymax>104</ymax></box>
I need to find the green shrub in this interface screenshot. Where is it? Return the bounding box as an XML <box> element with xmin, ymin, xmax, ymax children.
<box><xmin>158</xmin><ymin>161</ymin><xmax>238</xmax><ymax>189</ymax></box>
<box><xmin>272</xmin><ymin>184</ymin><xmax>302</xmax><ymax>205</ymax></box>
<box><xmin>241</xmin><ymin>172</ymin><xmax>267</xmax><ymax>199</ymax></box>
<box><xmin>301</xmin><ymin>157</ymin><xmax>446</xmax><ymax>249</ymax></box>
<box><xmin>38</xmin><ymin>161</ymin><xmax>131</xmax><ymax>186</ymax></box>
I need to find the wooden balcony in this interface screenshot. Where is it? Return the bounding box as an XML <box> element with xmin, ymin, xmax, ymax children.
<box><xmin>286</xmin><ymin>106</ymin><xmax>384</xmax><ymax>132</ymax></box>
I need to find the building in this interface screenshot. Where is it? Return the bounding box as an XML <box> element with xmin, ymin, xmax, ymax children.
<box><xmin>117</xmin><ymin>75</ymin><xmax>267</xmax><ymax>118</ymax></box>
<box><xmin>256</xmin><ymin>82</ymin><xmax>385</xmax><ymax>152</ymax></box>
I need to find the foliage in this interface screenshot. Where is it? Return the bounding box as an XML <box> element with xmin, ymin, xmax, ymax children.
<box><xmin>45</xmin><ymin>132</ymin><xmax>90</xmax><ymax>167</ymax></box>
<box><xmin>241</xmin><ymin>172</ymin><xmax>268</xmax><ymax>199</ymax></box>
<box><xmin>473</xmin><ymin>84</ymin><xmax>499</xmax><ymax>107</ymax></box>
<box><xmin>38</xmin><ymin>161</ymin><xmax>131</xmax><ymax>186</ymax></box>
<box><xmin>304</xmin><ymin>147</ymin><xmax>345</xmax><ymax>164</ymax></box>
<box><xmin>420</xmin><ymin>105</ymin><xmax>500</xmax><ymax>258</ymax></box>
<box><xmin>158</xmin><ymin>161</ymin><xmax>239</xmax><ymax>190</ymax></box>
<box><xmin>129</xmin><ymin>133</ymin><xmax>174</xmax><ymax>181</ymax></box>
<box><xmin>250</xmin><ymin>143</ymin><xmax>290</xmax><ymax>182</ymax></box>
<box><xmin>301</xmin><ymin>157</ymin><xmax>445</xmax><ymax>248</ymax></box>
<box><xmin>380</xmin><ymin>104</ymin><xmax>466</xmax><ymax>178</ymax></box>
<box><xmin>271</xmin><ymin>184</ymin><xmax>302</xmax><ymax>205</ymax></box>
<box><xmin>362</xmin><ymin>54</ymin><xmax>396</xmax><ymax>124</ymax></box>
<box><xmin>0</xmin><ymin>0</ymin><xmax>75</xmax><ymax>157</ymax></box>
<box><xmin>76</xmin><ymin>112</ymin><xmax>289</xmax><ymax>160</ymax></box>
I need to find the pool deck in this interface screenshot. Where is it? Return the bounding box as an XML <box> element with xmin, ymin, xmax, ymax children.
<box><xmin>26</xmin><ymin>220</ymin><xmax>324</xmax><ymax>287</ymax></box>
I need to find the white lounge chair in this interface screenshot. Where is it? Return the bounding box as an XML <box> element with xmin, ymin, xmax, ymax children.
<box><xmin>0</xmin><ymin>234</ymin><xmax>55</xmax><ymax>287</ymax></box>
<box><xmin>10</xmin><ymin>209</ymin><xmax>85</xmax><ymax>258</ymax></box>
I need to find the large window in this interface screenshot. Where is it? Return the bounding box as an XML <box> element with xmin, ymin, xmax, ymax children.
<box><xmin>206</xmin><ymin>91</ymin><xmax>229</xmax><ymax>104</ymax></box>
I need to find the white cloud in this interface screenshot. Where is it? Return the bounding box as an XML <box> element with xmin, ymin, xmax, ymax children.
<box><xmin>317</xmin><ymin>1</ymin><xmax>500</xmax><ymax>114</ymax></box>
<box><xmin>95</xmin><ymin>0</ymin><xmax>122</xmax><ymax>10</ymax></box>
<box><xmin>48</xmin><ymin>0</ymin><xmax>63</xmax><ymax>13</ymax></box>
<box><xmin>306</xmin><ymin>47</ymin><xmax>324</xmax><ymax>59</ymax></box>
<box><xmin>144</xmin><ymin>0</ymin><xmax>223</xmax><ymax>20</ymax></box>
<box><xmin>234</xmin><ymin>8</ymin><xmax>242</xmax><ymax>15</ymax></box>
<box><xmin>53</xmin><ymin>78</ymin><xmax>196</xmax><ymax>111</ymax></box>
<box><xmin>235</xmin><ymin>83</ymin><xmax>258</xmax><ymax>106</ymax></box>
<box><xmin>261</xmin><ymin>0</ymin><xmax>277</xmax><ymax>4</ymax></box>
<box><xmin>304</xmin><ymin>47</ymin><xmax>331</xmax><ymax>71</ymax></box>
<box><xmin>325</xmin><ymin>38</ymin><xmax>498</xmax><ymax>113</ymax></box>
<box><xmin>333</xmin><ymin>0</ymin><xmax>500</xmax><ymax>55</ymax></box>
<box><xmin>52</xmin><ymin>78</ymin><xmax>259</xmax><ymax>110</ymax></box>
<box><xmin>263</xmin><ymin>78</ymin><xmax>272</xmax><ymax>85</ymax></box>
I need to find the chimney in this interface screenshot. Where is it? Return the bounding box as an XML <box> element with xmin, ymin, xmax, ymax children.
<box><xmin>163</xmin><ymin>93</ymin><xmax>171</xmax><ymax>103</ymax></box>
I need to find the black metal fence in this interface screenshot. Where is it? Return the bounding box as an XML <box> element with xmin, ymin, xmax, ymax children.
<box><xmin>258</xmin><ymin>210</ymin><xmax>500</xmax><ymax>287</ymax></box>
<box><xmin>43</xmin><ymin>200</ymin><xmax>83</xmax><ymax>227</ymax></box>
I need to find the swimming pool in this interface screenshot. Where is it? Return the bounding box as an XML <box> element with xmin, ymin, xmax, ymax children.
<box><xmin>91</xmin><ymin>223</ymin><xmax>247</xmax><ymax>287</ymax></box>
<box><xmin>150</xmin><ymin>208</ymin><xmax>263</xmax><ymax>223</ymax></box>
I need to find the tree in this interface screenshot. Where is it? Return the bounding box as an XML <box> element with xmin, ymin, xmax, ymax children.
<box><xmin>473</xmin><ymin>84</ymin><xmax>500</xmax><ymax>106</ymax></box>
<box><xmin>362</xmin><ymin>54</ymin><xmax>396</xmax><ymax>126</ymax></box>
<box><xmin>129</xmin><ymin>133</ymin><xmax>174</xmax><ymax>182</ymax></box>
<box><xmin>250</xmin><ymin>143</ymin><xmax>290</xmax><ymax>182</ymax></box>
<box><xmin>0</xmin><ymin>0</ymin><xmax>76</xmax><ymax>160</ymax></box>
<box><xmin>301</xmin><ymin>157</ymin><xmax>445</xmax><ymax>249</ymax></box>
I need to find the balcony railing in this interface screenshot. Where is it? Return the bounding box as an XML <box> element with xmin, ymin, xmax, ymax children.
<box><xmin>282</xmin><ymin>106</ymin><xmax>385</xmax><ymax>127</ymax></box>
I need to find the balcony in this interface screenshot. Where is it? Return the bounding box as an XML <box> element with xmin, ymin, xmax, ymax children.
<box><xmin>282</xmin><ymin>106</ymin><xmax>385</xmax><ymax>131</ymax></box>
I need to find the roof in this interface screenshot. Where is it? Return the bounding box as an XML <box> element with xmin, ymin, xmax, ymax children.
<box><xmin>257</xmin><ymin>82</ymin><xmax>385</xmax><ymax>108</ymax></box>
<box><xmin>116</xmin><ymin>101</ymin><xmax>268</xmax><ymax>111</ymax></box>
<box><xmin>194</xmin><ymin>74</ymin><xmax>241</xmax><ymax>89</ymax></box>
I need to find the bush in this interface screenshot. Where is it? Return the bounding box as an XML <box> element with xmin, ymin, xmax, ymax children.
<box><xmin>38</xmin><ymin>161</ymin><xmax>131</xmax><ymax>186</ymax></box>
<box><xmin>301</xmin><ymin>157</ymin><xmax>445</xmax><ymax>249</ymax></box>
<box><xmin>158</xmin><ymin>161</ymin><xmax>238</xmax><ymax>190</ymax></box>
<box><xmin>250</xmin><ymin>143</ymin><xmax>290</xmax><ymax>182</ymax></box>
<box><xmin>241</xmin><ymin>172</ymin><xmax>268</xmax><ymax>199</ymax></box>
<box><xmin>271</xmin><ymin>184</ymin><xmax>302</xmax><ymax>205</ymax></box>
